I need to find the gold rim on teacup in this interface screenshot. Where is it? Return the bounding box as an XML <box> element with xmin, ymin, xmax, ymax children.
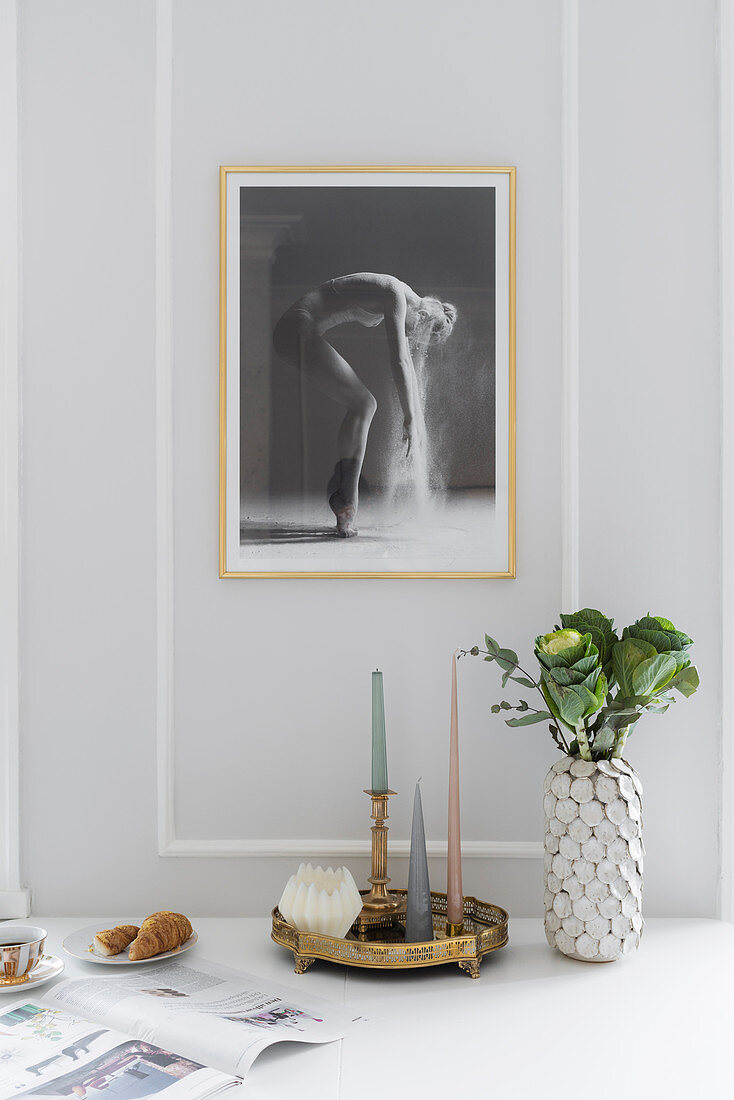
<box><xmin>0</xmin><ymin>925</ymin><xmax>47</xmax><ymax>980</ymax></box>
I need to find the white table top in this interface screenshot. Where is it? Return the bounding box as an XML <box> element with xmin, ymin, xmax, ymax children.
<box><xmin>15</xmin><ymin>916</ymin><xmax>734</xmax><ymax>1099</ymax></box>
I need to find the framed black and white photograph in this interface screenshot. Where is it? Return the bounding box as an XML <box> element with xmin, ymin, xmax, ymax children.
<box><xmin>219</xmin><ymin>166</ymin><xmax>515</xmax><ymax>578</ymax></box>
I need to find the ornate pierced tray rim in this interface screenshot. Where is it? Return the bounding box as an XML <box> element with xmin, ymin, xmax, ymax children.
<box><xmin>271</xmin><ymin>890</ymin><xmax>509</xmax><ymax>977</ymax></box>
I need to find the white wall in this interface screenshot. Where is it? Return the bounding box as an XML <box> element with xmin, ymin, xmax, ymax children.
<box><xmin>11</xmin><ymin>0</ymin><xmax>721</xmax><ymax>918</ymax></box>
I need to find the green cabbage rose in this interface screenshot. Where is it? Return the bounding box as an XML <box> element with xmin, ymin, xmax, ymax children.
<box><xmin>623</xmin><ymin>615</ymin><xmax>692</xmax><ymax>653</ymax></box>
<box><xmin>613</xmin><ymin>615</ymin><xmax>699</xmax><ymax>701</ymax></box>
<box><xmin>470</xmin><ymin>609</ymin><xmax>699</xmax><ymax>763</ymax></box>
<box><xmin>537</xmin><ymin>629</ymin><xmax>585</xmax><ymax>656</ymax></box>
<box><xmin>534</xmin><ymin>630</ymin><xmax>608</xmax><ymax>760</ymax></box>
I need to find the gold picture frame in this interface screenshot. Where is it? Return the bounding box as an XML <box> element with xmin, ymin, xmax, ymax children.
<box><xmin>219</xmin><ymin>166</ymin><xmax>516</xmax><ymax>578</ymax></box>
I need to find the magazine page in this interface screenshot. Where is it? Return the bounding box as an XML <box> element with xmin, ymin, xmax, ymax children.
<box><xmin>0</xmin><ymin>997</ymin><xmax>241</xmax><ymax>1098</ymax></box>
<box><xmin>42</xmin><ymin>959</ymin><xmax>371</xmax><ymax>1078</ymax></box>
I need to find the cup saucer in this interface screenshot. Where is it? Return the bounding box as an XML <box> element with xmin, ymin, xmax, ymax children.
<box><xmin>0</xmin><ymin>954</ymin><xmax>64</xmax><ymax>992</ymax></box>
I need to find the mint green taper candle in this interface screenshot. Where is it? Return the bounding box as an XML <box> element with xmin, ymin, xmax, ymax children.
<box><xmin>371</xmin><ymin>670</ymin><xmax>388</xmax><ymax>793</ymax></box>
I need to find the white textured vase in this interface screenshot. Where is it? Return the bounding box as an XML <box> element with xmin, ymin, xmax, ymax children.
<box><xmin>543</xmin><ymin>755</ymin><xmax>644</xmax><ymax>962</ymax></box>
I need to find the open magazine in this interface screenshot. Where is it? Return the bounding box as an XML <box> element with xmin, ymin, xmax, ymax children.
<box><xmin>0</xmin><ymin>957</ymin><xmax>371</xmax><ymax>1097</ymax></box>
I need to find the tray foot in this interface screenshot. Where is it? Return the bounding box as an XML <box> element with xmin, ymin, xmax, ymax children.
<box><xmin>458</xmin><ymin>959</ymin><xmax>481</xmax><ymax>979</ymax></box>
<box><xmin>293</xmin><ymin>954</ymin><xmax>315</xmax><ymax>974</ymax></box>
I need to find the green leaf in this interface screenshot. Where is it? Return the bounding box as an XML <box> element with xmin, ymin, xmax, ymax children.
<box><xmin>517</xmin><ymin>700</ymin><xmax>529</xmax><ymax>711</ymax></box>
<box><xmin>505</xmin><ymin>711</ymin><xmax>553</xmax><ymax>727</ymax></box>
<box><xmin>597</xmin><ymin>694</ymin><xmax>651</xmax><ymax>730</ymax></box>
<box><xmin>641</xmin><ymin>616</ymin><xmax>692</xmax><ymax>647</ymax></box>
<box><xmin>672</xmin><ymin>652</ymin><xmax>691</xmax><ymax>675</ymax></box>
<box><xmin>650</xmin><ymin>615</ymin><xmax>676</xmax><ymax>631</ymax></box>
<box><xmin>592</xmin><ymin>727</ymin><xmax>615</xmax><ymax>755</ymax></box>
<box><xmin>632</xmin><ymin>652</ymin><xmax>678</xmax><ymax>696</ymax></box>
<box><xmin>596</xmin><ymin>711</ymin><xmax>634</xmax><ymax>732</ymax></box>
<box><xmin>606</xmin><ymin>694</ymin><xmax>651</xmax><ymax>711</ymax></box>
<box><xmin>581</xmin><ymin>669</ymin><xmax>601</xmax><ymax>692</ymax></box>
<box><xmin>557</xmin><ymin>639</ymin><xmax>594</xmax><ymax>667</ymax></box>
<box><xmin>568</xmin><ymin>738</ymin><xmax>580</xmax><ymax>755</ymax></box>
<box><xmin>548</xmin><ymin>725</ymin><xmax>564</xmax><ymax>750</ymax></box>
<box><xmin>495</xmin><ymin>648</ymin><xmax>519</xmax><ymax>672</ymax></box>
<box><xmin>491</xmin><ymin>704</ymin><xmax>501</xmax><ymax>714</ymax></box>
<box><xmin>571</xmin><ymin>684</ymin><xmax>603</xmax><ymax>716</ymax></box>
<box><xmin>631</xmin><ymin>627</ymin><xmax>682</xmax><ymax>653</ymax></box>
<box><xmin>560</xmin><ymin>609</ymin><xmax>619</xmax><ymax>675</ymax></box>
<box><xmin>470</xmin><ymin>645</ymin><xmax>479</xmax><ymax>656</ymax></box>
<box><xmin>484</xmin><ymin>655</ymin><xmax>495</xmax><ymax>663</ymax></box>
<box><xmin>574</xmin><ymin>654</ymin><xmax>601</xmax><ymax>677</ymax></box>
<box><xmin>634</xmin><ymin>616</ymin><xmax>672</xmax><ymax>633</ymax></box>
<box><xmin>536</xmin><ymin>650</ymin><xmax>567</xmax><ymax>671</ymax></box>
<box><xmin>561</xmin><ymin>608</ymin><xmax>615</xmax><ymax>634</ymax></box>
<box><xmin>511</xmin><ymin>676</ymin><xmax>537</xmax><ymax>688</ymax></box>
<box><xmin>485</xmin><ymin>635</ymin><xmax>500</xmax><ymax>653</ymax></box>
<box><xmin>612</xmin><ymin>637</ymin><xmax>657</xmax><ymax>696</ymax></box>
<box><xmin>548</xmin><ymin>667</ymin><xmax>577</xmax><ymax>686</ymax></box>
<box><xmin>593</xmin><ymin>671</ymin><xmax>609</xmax><ymax>708</ymax></box>
<box><xmin>500</xmin><ymin>701</ymin><xmax>512</xmax><ymax>710</ymax></box>
<box><xmin>544</xmin><ymin>679</ymin><xmax>588</xmax><ymax>726</ymax></box>
<box><xmin>668</xmin><ymin>665</ymin><xmax>700</xmax><ymax>697</ymax></box>
<box><xmin>540</xmin><ymin>681</ymin><xmax>576</xmax><ymax>735</ymax></box>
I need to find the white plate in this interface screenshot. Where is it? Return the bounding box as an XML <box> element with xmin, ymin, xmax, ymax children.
<box><xmin>62</xmin><ymin>922</ymin><xmax>198</xmax><ymax>965</ymax></box>
<box><xmin>0</xmin><ymin>953</ymin><xmax>64</xmax><ymax>992</ymax></box>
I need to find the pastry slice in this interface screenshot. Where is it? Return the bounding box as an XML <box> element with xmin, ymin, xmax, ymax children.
<box><xmin>94</xmin><ymin>925</ymin><xmax>140</xmax><ymax>956</ymax></box>
<box><xmin>128</xmin><ymin>912</ymin><xmax>193</xmax><ymax>961</ymax></box>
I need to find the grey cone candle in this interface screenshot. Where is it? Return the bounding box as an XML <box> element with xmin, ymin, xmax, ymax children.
<box><xmin>405</xmin><ymin>781</ymin><xmax>433</xmax><ymax>943</ymax></box>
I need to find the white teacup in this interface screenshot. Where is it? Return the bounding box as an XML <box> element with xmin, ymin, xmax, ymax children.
<box><xmin>0</xmin><ymin>924</ymin><xmax>47</xmax><ymax>982</ymax></box>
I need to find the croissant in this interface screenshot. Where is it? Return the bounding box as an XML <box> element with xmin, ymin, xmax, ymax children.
<box><xmin>94</xmin><ymin>925</ymin><xmax>140</xmax><ymax>956</ymax></box>
<box><xmin>128</xmin><ymin>911</ymin><xmax>193</xmax><ymax>961</ymax></box>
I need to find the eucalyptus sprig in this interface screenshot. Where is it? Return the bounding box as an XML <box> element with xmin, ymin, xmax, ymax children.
<box><xmin>460</xmin><ymin>635</ymin><xmax>571</xmax><ymax>753</ymax></box>
<box><xmin>463</xmin><ymin>610</ymin><xmax>700</xmax><ymax>761</ymax></box>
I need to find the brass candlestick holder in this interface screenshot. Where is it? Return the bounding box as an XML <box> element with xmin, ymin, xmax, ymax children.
<box><xmin>352</xmin><ymin>789</ymin><xmax>406</xmax><ymax>934</ymax></box>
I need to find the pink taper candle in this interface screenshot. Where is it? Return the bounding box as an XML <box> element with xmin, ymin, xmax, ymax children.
<box><xmin>446</xmin><ymin>651</ymin><xmax>463</xmax><ymax>928</ymax></box>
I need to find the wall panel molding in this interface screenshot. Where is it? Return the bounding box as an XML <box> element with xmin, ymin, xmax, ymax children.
<box><xmin>0</xmin><ymin>0</ymin><xmax>30</xmax><ymax>917</ymax></box>
<box><xmin>719</xmin><ymin>0</ymin><xmax>734</xmax><ymax>923</ymax></box>
<box><xmin>561</xmin><ymin>0</ymin><xmax>580</xmax><ymax>611</ymax></box>
<box><xmin>153</xmin><ymin>0</ymin><xmax>545</xmax><ymax>863</ymax></box>
<box><xmin>163</xmin><ymin>839</ymin><xmax>544</xmax><ymax>860</ymax></box>
<box><xmin>155</xmin><ymin>0</ymin><xmax>176</xmax><ymax>858</ymax></box>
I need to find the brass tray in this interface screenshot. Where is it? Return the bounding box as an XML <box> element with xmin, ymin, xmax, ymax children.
<box><xmin>271</xmin><ymin>890</ymin><xmax>509</xmax><ymax>978</ymax></box>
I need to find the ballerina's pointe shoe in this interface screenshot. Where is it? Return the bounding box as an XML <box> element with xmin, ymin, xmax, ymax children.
<box><xmin>334</xmin><ymin>506</ymin><xmax>358</xmax><ymax>538</ymax></box>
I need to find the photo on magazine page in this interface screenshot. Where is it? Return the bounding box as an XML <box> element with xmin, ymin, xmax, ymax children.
<box><xmin>39</xmin><ymin>957</ymin><xmax>373</xmax><ymax>1079</ymax></box>
<box><xmin>0</xmin><ymin>1002</ymin><xmax>239</xmax><ymax>1099</ymax></box>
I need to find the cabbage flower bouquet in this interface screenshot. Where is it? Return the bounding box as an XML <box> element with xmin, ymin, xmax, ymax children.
<box><xmin>464</xmin><ymin>609</ymin><xmax>699</xmax><ymax>761</ymax></box>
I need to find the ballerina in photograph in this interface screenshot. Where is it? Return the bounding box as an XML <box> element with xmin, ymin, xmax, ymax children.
<box><xmin>272</xmin><ymin>272</ymin><xmax>457</xmax><ymax>538</ymax></box>
<box><xmin>223</xmin><ymin>172</ymin><xmax>512</xmax><ymax>575</ymax></box>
